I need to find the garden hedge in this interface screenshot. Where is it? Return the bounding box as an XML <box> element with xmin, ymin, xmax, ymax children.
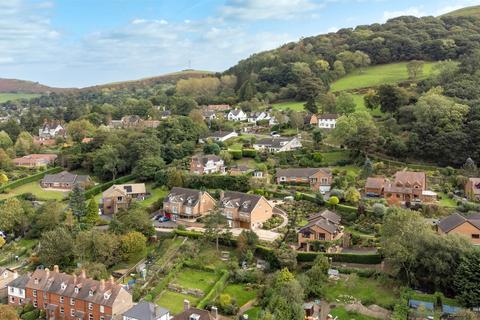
<box><xmin>145</xmin><ymin>260</ymin><xmax>184</xmax><ymax>301</ymax></box>
<box><xmin>197</xmin><ymin>269</ymin><xmax>229</xmax><ymax>309</ymax></box>
<box><xmin>228</xmin><ymin>149</ymin><xmax>243</xmax><ymax>160</ymax></box>
<box><xmin>83</xmin><ymin>174</ymin><xmax>136</xmax><ymax>198</ymax></box>
<box><xmin>242</xmin><ymin>149</ymin><xmax>257</xmax><ymax>158</ymax></box>
<box><xmin>0</xmin><ymin>167</ymin><xmax>63</xmax><ymax>193</ymax></box>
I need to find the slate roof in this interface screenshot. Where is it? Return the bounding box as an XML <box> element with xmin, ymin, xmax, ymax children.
<box><xmin>276</xmin><ymin>168</ymin><xmax>331</xmax><ymax>178</ymax></box>
<box><xmin>300</xmin><ymin>209</ymin><xmax>342</xmax><ymax>234</ymax></box>
<box><xmin>41</xmin><ymin>171</ymin><xmax>90</xmax><ymax>185</ymax></box>
<box><xmin>230</xmin><ymin>109</ymin><xmax>244</xmax><ymax>116</ymax></box>
<box><xmin>192</xmin><ymin>155</ymin><xmax>222</xmax><ymax>165</ymax></box>
<box><xmin>8</xmin><ymin>274</ymin><xmax>29</xmax><ymax>289</ymax></box>
<box><xmin>255</xmin><ymin>137</ymin><xmax>292</xmax><ymax>148</ymax></box>
<box><xmin>123</xmin><ymin>302</ymin><xmax>169</xmax><ymax>320</ymax></box>
<box><xmin>220</xmin><ymin>191</ymin><xmax>265</xmax><ymax>214</ymax></box>
<box><xmin>25</xmin><ymin>268</ymin><xmax>126</xmax><ymax>307</ymax></box>
<box><xmin>438</xmin><ymin>212</ymin><xmax>480</xmax><ymax>233</ymax></box>
<box><xmin>207</xmin><ymin>131</ymin><xmax>234</xmax><ymax>138</ymax></box>
<box><xmin>164</xmin><ymin>187</ymin><xmax>209</xmax><ymax>207</ymax></box>
<box><xmin>173</xmin><ymin>308</ymin><xmax>214</xmax><ymax>320</ymax></box>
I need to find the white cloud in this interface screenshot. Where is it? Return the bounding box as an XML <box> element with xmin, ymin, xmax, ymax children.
<box><xmin>382</xmin><ymin>6</ymin><xmax>425</xmax><ymax>22</ymax></box>
<box><xmin>220</xmin><ymin>0</ymin><xmax>321</xmax><ymax>20</ymax></box>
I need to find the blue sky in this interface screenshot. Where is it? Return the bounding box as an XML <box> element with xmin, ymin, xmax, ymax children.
<box><xmin>1</xmin><ymin>0</ymin><xmax>480</xmax><ymax>87</ymax></box>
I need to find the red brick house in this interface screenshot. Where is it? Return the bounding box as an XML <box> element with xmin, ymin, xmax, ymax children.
<box><xmin>438</xmin><ymin>213</ymin><xmax>480</xmax><ymax>245</ymax></box>
<box><xmin>276</xmin><ymin>168</ymin><xmax>332</xmax><ymax>193</ymax></box>
<box><xmin>298</xmin><ymin>210</ymin><xmax>343</xmax><ymax>251</ymax></box>
<box><xmin>163</xmin><ymin>187</ymin><xmax>216</xmax><ymax>220</ymax></box>
<box><xmin>8</xmin><ymin>266</ymin><xmax>132</xmax><ymax>320</ymax></box>
<box><xmin>219</xmin><ymin>191</ymin><xmax>273</xmax><ymax>229</ymax></box>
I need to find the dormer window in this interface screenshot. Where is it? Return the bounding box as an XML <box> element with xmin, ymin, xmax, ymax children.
<box><xmin>189</xmin><ymin>314</ymin><xmax>201</xmax><ymax>320</ymax></box>
<box><xmin>61</xmin><ymin>282</ymin><xmax>67</xmax><ymax>290</ymax></box>
<box><xmin>34</xmin><ymin>278</ymin><xmax>39</xmax><ymax>285</ymax></box>
<box><xmin>89</xmin><ymin>290</ymin><xmax>94</xmax><ymax>296</ymax></box>
<box><xmin>74</xmin><ymin>287</ymin><xmax>79</xmax><ymax>294</ymax></box>
<box><xmin>104</xmin><ymin>292</ymin><xmax>111</xmax><ymax>300</ymax></box>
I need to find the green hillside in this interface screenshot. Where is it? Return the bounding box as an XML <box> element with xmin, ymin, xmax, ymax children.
<box><xmin>0</xmin><ymin>93</ymin><xmax>40</xmax><ymax>103</ymax></box>
<box><xmin>331</xmin><ymin>61</ymin><xmax>438</xmax><ymax>92</ymax></box>
<box><xmin>443</xmin><ymin>5</ymin><xmax>480</xmax><ymax>18</ymax></box>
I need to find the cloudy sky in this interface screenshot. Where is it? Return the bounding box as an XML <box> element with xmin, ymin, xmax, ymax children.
<box><xmin>2</xmin><ymin>0</ymin><xmax>480</xmax><ymax>88</ymax></box>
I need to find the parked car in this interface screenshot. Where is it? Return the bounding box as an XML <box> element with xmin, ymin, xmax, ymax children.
<box><xmin>159</xmin><ymin>216</ymin><xmax>170</xmax><ymax>222</ymax></box>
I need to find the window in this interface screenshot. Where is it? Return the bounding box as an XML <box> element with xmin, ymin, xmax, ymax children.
<box><xmin>10</xmin><ymin>296</ymin><xmax>14</xmax><ymax>303</ymax></box>
<box><xmin>89</xmin><ymin>314</ymin><xmax>94</xmax><ymax>320</ymax></box>
<box><xmin>9</xmin><ymin>287</ymin><xmax>14</xmax><ymax>293</ymax></box>
<box><xmin>33</xmin><ymin>301</ymin><xmax>37</xmax><ymax>308</ymax></box>
<box><xmin>74</xmin><ymin>287</ymin><xmax>79</xmax><ymax>294</ymax></box>
<box><xmin>60</xmin><ymin>296</ymin><xmax>64</xmax><ymax>303</ymax></box>
<box><xmin>89</xmin><ymin>290</ymin><xmax>93</xmax><ymax>296</ymax></box>
<box><xmin>100</xmin><ymin>305</ymin><xmax>104</xmax><ymax>313</ymax></box>
<box><xmin>60</xmin><ymin>307</ymin><xmax>64</xmax><ymax>314</ymax></box>
<box><xmin>71</xmin><ymin>309</ymin><xmax>75</xmax><ymax>316</ymax></box>
<box><xmin>88</xmin><ymin>303</ymin><xmax>93</xmax><ymax>310</ymax></box>
<box><xmin>32</xmin><ymin>289</ymin><xmax>37</xmax><ymax>297</ymax></box>
<box><xmin>70</xmin><ymin>298</ymin><xmax>75</xmax><ymax>306</ymax></box>
<box><xmin>100</xmin><ymin>317</ymin><xmax>105</xmax><ymax>320</ymax></box>
<box><xmin>19</xmin><ymin>299</ymin><xmax>24</xmax><ymax>304</ymax></box>
<box><xmin>472</xmin><ymin>234</ymin><xmax>480</xmax><ymax>239</ymax></box>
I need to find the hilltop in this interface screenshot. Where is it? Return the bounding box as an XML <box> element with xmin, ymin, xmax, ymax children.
<box><xmin>443</xmin><ymin>5</ymin><xmax>480</xmax><ymax>18</ymax></box>
<box><xmin>0</xmin><ymin>78</ymin><xmax>68</xmax><ymax>94</ymax></box>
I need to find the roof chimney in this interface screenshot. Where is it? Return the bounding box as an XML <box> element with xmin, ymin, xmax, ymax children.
<box><xmin>53</xmin><ymin>265</ymin><xmax>59</xmax><ymax>273</ymax></box>
<box><xmin>211</xmin><ymin>306</ymin><xmax>218</xmax><ymax>319</ymax></box>
<box><xmin>109</xmin><ymin>276</ymin><xmax>115</xmax><ymax>285</ymax></box>
<box><xmin>45</xmin><ymin>268</ymin><xmax>50</xmax><ymax>278</ymax></box>
<box><xmin>184</xmin><ymin>299</ymin><xmax>190</xmax><ymax>311</ymax></box>
<box><xmin>80</xmin><ymin>269</ymin><xmax>86</xmax><ymax>279</ymax></box>
<box><xmin>13</xmin><ymin>270</ymin><xmax>18</xmax><ymax>280</ymax></box>
<box><xmin>73</xmin><ymin>274</ymin><xmax>77</xmax><ymax>284</ymax></box>
<box><xmin>100</xmin><ymin>279</ymin><xmax>105</xmax><ymax>291</ymax></box>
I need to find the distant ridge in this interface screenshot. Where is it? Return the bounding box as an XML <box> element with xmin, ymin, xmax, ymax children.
<box><xmin>0</xmin><ymin>78</ymin><xmax>70</xmax><ymax>94</ymax></box>
<box><xmin>442</xmin><ymin>5</ymin><xmax>480</xmax><ymax>18</ymax></box>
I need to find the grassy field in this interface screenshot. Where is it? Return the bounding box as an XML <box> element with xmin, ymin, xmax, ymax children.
<box><xmin>222</xmin><ymin>283</ymin><xmax>258</xmax><ymax>307</ymax></box>
<box><xmin>320</xmin><ymin>150</ymin><xmax>351</xmax><ymax>165</ymax></box>
<box><xmin>331</xmin><ymin>61</ymin><xmax>438</xmax><ymax>92</ymax></box>
<box><xmin>271</xmin><ymin>101</ymin><xmax>305</xmax><ymax>111</ymax></box>
<box><xmin>330</xmin><ymin>306</ymin><xmax>379</xmax><ymax>320</ymax></box>
<box><xmin>138</xmin><ymin>184</ymin><xmax>168</xmax><ymax>208</ymax></box>
<box><xmin>173</xmin><ymin>267</ymin><xmax>218</xmax><ymax>292</ymax></box>
<box><xmin>0</xmin><ymin>93</ymin><xmax>40</xmax><ymax>103</ymax></box>
<box><xmin>156</xmin><ymin>291</ymin><xmax>200</xmax><ymax>314</ymax></box>
<box><xmin>437</xmin><ymin>192</ymin><xmax>458</xmax><ymax>208</ymax></box>
<box><xmin>324</xmin><ymin>275</ymin><xmax>399</xmax><ymax>309</ymax></box>
<box><xmin>444</xmin><ymin>5</ymin><xmax>480</xmax><ymax>18</ymax></box>
<box><xmin>352</xmin><ymin>94</ymin><xmax>383</xmax><ymax>117</ymax></box>
<box><xmin>0</xmin><ymin>181</ymin><xmax>67</xmax><ymax>201</ymax></box>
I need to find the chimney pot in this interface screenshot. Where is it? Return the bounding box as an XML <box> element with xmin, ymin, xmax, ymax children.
<box><xmin>73</xmin><ymin>274</ymin><xmax>77</xmax><ymax>284</ymax></box>
<box><xmin>53</xmin><ymin>265</ymin><xmax>59</xmax><ymax>273</ymax></box>
<box><xmin>80</xmin><ymin>269</ymin><xmax>86</xmax><ymax>279</ymax></box>
<box><xmin>100</xmin><ymin>279</ymin><xmax>105</xmax><ymax>290</ymax></box>
<box><xmin>184</xmin><ymin>299</ymin><xmax>190</xmax><ymax>311</ymax></box>
<box><xmin>109</xmin><ymin>275</ymin><xmax>114</xmax><ymax>285</ymax></box>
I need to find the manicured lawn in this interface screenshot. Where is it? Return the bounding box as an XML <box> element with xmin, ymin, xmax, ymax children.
<box><xmin>243</xmin><ymin>306</ymin><xmax>261</xmax><ymax>320</ymax></box>
<box><xmin>156</xmin><ymin>291</ymin><xmax>200</xmax><ymax>315</ymax></box>
<box><xmin>228</xmin><ymin>143</ymin><xmax>243</xmax><ymax>151</ymax></box>
<box><xmin>324</xmin><ymin>275</ymin><xmax>399</xmax><ymax>309</ymax></box>
<box><xmin>222</xmin><ymin>283</ymin><xmax>258</xmax><ymax>307</ymax></box>
<box><xmin>320</xmin><ymin>150</ymin><xmax>351</xmax><ymax>165</ymax></box>
<box><xmin>173</xmin><ymin>267</ymin><xmax>218</xmax><ymax>292</ymax></box>
<box><xmin>0</xmin><ymin>93</ymin><xmax>40</xmax><ymax>103</ymax></box>
<box><xmin>139</xmin><ymin>184</ymin><xmax>168</xmax><ymax>208</ymax></box>
<box><xmin>437</xmin><ymin>192</ymin><xmax>458</xmax><ymax>208</ymax></box>
<box><xmin>331</xmin><ymin>61</ymin><xmax>438</xmax><ymax>92</ymax></box>
<box><xmin>0</xmin><ymin>181</ymin><xmax>67</xmax><ymax>201</ymax></box>
<box><xmin>271</xmin><ymin>101</ymin><xmax>305</xmax><ymax>111</ymax></box>
<box><xmin>330</xmin><ymin>306</ymin><xmax>379</xmax><ymax>320</ymax></box>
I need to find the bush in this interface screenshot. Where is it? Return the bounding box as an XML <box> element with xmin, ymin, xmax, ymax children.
<box><xmin>242</xmin><ymin>149</ymin><xmax>257</xmax><ymax>158</ymax></box>
<box><xmin>229</xmin><ymin>150</ymin><xmax>243</xmax><ymax>159</ymax></box>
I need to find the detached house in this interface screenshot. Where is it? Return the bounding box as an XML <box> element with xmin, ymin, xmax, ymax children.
<box><xmin>276</xmin><ymin>168</ymin><xmax>332</xmax><ymax>193</ymax></box>
<box><xmin>0</xmin><ymin>268</ymin><xmax>18</xmax><ymax>298</ymax></box>
<box><xmin>438</xmin><ymin>213</ymin><xmax>480</xmax><ymax>245</ymax></box>
<box><xmin>227</xmin><ymin>109</ymin><xmax>247</xmax><ymax>122</ymax></box>
<box><xmin>8</xmin><ymin>266</ymin><xmax>133</xmax><ymax>320</ymax></box>
<box><xmin>122</xmin><ymin>302</ymin><xmax>170</xmax><ymax>320</ymax></box>
<box><xmin>13</xmin><ymin>154</ymin><xmax>57</xmax><ymax>168</ymax></box>
<box><xmin>247</xmin><ymin>111</ymin><xmax>270</xmax><ymax>124</ymax></box>
<box><xmin>173</xmin><ymin>300</ymin><xmax>218</xmax><ymax>320</ymax></box>
<box><xmin>298</xmin><ymin>210</ymin><xmax>343</xmax><ymax>251</ymax></box>
<box><xmin>39</xmin><ymin>121</ymin><xmax>65</xmax><ymax>139</ymax></box>
<box><xmin>40</xmin><ymin>171</ymin><xmax>92</xmax><ymax>191</ymax></box>
<box><xmin>163</xmin><ymin>187</ymin><xmax>216</xmax><ymax>220</ymax></box>
<box><xmin>201</xmin><ymin>131</ymin><xmax>238</xmax><ymax>143</ymax></box>
<box><xmin>253</xmin><ymin>137</ymin><xmax>302</xmax><ymax>153</ymax></box>
<box><xmin>219</xmin><ymin>191</ymin><xmax>273</xmax><ymax>229</ymax></box>
<box><xmin>202</xmin><ymin>110</ymin><xmax>217</xmax><ymax>121</ymax></box>
<box><xmin>102</xmin><ymin>183</ymin><xmax>147</xmax><ymax>214</ymax></box>
<box><xmin>190</xmin><ymin>155</ymin><xmax>225</xmax><ymax>175</ymax></box>
<box><xmin>465</xmin><ymin>178</ymin><xmax>480</xmax><ymax>201</ymax></box>
<box><xmin>365</xmin><ymin>171</ymin><xmax>437</xmax><ymax>203</ymax></box>
<box><xmin>318</xmin><ymin>114</ymin><xmax>339</xmax><ymax>129</ymax></box>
